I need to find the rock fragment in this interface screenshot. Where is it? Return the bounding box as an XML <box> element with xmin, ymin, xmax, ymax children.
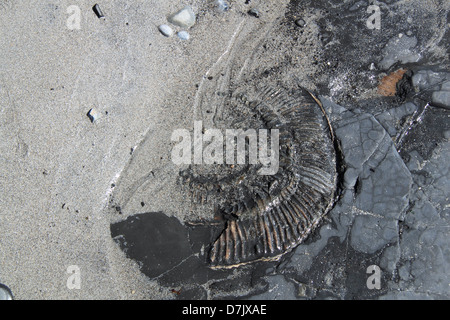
<box><xmin>87</xmin><ymin>108</ymin><xmax>101</xmax><ymax>123</ymax></box>
<box><xmin>411</xmin><ymin>70</ymin><xmax>450</xmax><ymax>109</ymax></box>
<box><xmin>295</xmin><ymin>18</ymin><xmax>306</xmax><ymax>27</ymax></box>
<box><xmin>168</xmin><ymin>6</ymin><xmax>196</xmax><ymax>29</ymax></box>
<box><xmin>247</xmin><ymin>8</ymin><xmax>260</xmax><ymax>18</ymax></box>
<box><xmin>92</xmin><ymin>4</ymin><xmax>105</xmax><ymax>19</ymax></box>
<box><xmin>379</xmin><ymin>35</ymin><xmax>421</xmax><ymax>70</ymax></box>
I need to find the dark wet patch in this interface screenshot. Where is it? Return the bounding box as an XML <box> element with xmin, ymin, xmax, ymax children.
<box><xmin>111</xmin><ymin>212</ymin><xmax>286</xmax><ymax>298</ymax></box>
<box><xmin>111</xmin><ymin>212</ymin><xmax>193</xmax><ymax>279</ymax></box>
<box><xmin>110</xmin><ymin>212</ymin><xmax>234</xmax><ymax>292</ymax></box>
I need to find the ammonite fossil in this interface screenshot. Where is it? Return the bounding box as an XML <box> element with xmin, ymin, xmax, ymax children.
<box><xmin>180</xmin><ymin>86</ymin><xmax>339</xmax><ymax>268</ymax></box>
<box><xmin>110</xmin><ymin>5</ymin><xmax>343</xmax><ymax>272</ymax></box>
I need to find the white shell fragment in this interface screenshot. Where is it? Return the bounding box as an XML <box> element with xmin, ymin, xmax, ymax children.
<box><xmin>158</xmin><ymin>24</ymin><xmax>173</xmax><ymax>37</ymax></box>
<box><xmin>168</xmin><ymin>6</ymin><xmax>196</xmax><ymax>29</ymax></box>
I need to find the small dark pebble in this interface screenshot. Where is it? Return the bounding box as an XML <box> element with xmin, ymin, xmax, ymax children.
<box><xmin>141</xmin><ymin>202</ymin><xmax>145</xmax><ymax>207</ymax></box>
<box><xmin>248</xmin><ymin>8</ymin><xmax>259</xmax><ymax>18</ymax></box>
<box><xmin>295</xmin><ymin>19</ymin><xmax>305</xmax><ymax>27</ymax></box>
<box><xmin>245</xmin><ymin>0</ymin><xmax>251</xmax><ymax>4</ymax></box>
<box><xmin>93</xmin><ymin>4</ymin><xmax>105</xmax><ymax>19</ymax></box>
<box><xmin>207</xmin><ymin>76</ymin><xmax>213</xmax><ymax>80</ymax></box>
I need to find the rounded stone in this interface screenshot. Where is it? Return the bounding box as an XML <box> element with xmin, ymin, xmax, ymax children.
<box><xmin>177</xmin><ymin>31</ymin><xmax>190</xmax><ymax>41</ymax></box>
<box><xmin>214</xmin><ymin>0</ymin><xmax>229</xmax><ymax>12</ymax></box>
<box><xmin>0</xmin><ymin>284</ymin><xmax>13</xmax><ymax>300</ymax></box>
<box><xmin>158</xmin><ymin>24</ymin><xmax>173</xmax><ymax>37</ymax></box>
<box><xmin>295</xmin><ymin>19</ymin><xmax>306</xmax><ymax>27</ymax></box>
<box><xmin>248</xmin><ymin>8</ymin><xmax>260</xmax><ymax>18</ymax></box>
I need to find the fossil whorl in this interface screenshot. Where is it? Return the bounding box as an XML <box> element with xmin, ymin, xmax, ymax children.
<box><xmin>181</xmin><ymin>87</ymin><xmax>339</xmax><ymax>268</ymax></box>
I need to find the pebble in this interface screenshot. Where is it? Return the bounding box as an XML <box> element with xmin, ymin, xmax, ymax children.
<box><xmin>87</xmin><ymin>108</ymin><xmax>101</xmax><ymax>123</ymax></box>
<box><xmin>214</xmin><ymin>0</ymin><xmax>229</xmax><ymax>12</ymax></box>
<box><xmin>0</xmin><ymin>284</ymin><xmax>13</xmax><ymax>300</ymax></box>
<box><xmin>295</xmin><ymin>19</ymin><xmax>306</xmax><ymax>27</ymax></box>
<box><xmin>168</xmin><ymin>6</ymin><xmax>196</xmax><ymax>29</ymax></box>
<box><xmin>92</xmin><ymin>4</ymin><xmax>105</xmax><ymax>19</ymax></box>
<box><xmin>248</xmin><ymin>8</ymin><xmax>260</xmax><ymax>18</ymax></box>
<box><xmin>158</xmin><ymin>24</ymin><xmax>173</xmax><ymax>37</ymax></box>
<box><xmin>177</xmin><ymin>31</ymin><xmax>190</xmax><ymax>40</ymax></box>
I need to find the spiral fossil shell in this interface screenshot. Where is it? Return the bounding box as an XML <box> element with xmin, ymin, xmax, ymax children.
<box><xmin>181</xmin><ymin>86</ymin><xmax>339</xmax><ymax>268</ymax></box>
<box><xmin>109</xmin><ymin>8</ymin><xmax>342</xmax><ymax>271</ymax></box>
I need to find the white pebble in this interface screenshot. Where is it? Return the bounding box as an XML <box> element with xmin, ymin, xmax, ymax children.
<box><xmin>214</xmin><ymin>0</ymin><xmax>229</xmax><ymax>12</ymax></box>
<box><xmin>158</xmin><ymin>24</ymin><xmax>173</xmax><ymax>37</ymax></box>
<box><xmin>177</xmin><ymin>31</ymin><xmax>190</xmax><ymax>40</ymax></box>
<box><xmin>0</xmin><ymin>286</ymin><xmax>13</xmax><ymax>300</ymax></box>
<box><xmin>168</xmin><ymin>6</ymin><xmax>196</xmax><ymax>29</ymax></box>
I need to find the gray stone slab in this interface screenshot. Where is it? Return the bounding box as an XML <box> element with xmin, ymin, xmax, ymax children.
<box><xmin>350</xmin><ymin>215</ymin><xmax>399</xmax><ymax>254</ymax></box>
